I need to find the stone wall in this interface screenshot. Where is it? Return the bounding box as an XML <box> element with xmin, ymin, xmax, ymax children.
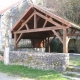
<box><xmin>0</xmin><ymin>0</ymin><xmax>30</xmax><ymax>50</ymax></box>
<box><xmin>9</xmin><ymin>51</ymin><xmax>69</xmax><ymax>72</ymax></box>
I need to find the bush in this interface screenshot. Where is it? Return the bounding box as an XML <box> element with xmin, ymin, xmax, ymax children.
<box><xmin>0</xmin><ymin>51</ymin><xmax>4</xmax><ymax>56</ymax></box>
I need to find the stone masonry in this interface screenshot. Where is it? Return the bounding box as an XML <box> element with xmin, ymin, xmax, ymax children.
<box><xmin>9</xmin><ymin>51</ymin><xmax>69</xmax><ymax>72</ymax></box>
<box><xmin>0</xmin><ymin>0</ymin><xmax>30</xmax><ymax>50</ymax></box>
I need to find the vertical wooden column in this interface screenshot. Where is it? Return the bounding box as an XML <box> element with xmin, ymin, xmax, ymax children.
<box><xmin>43</xmin><ymin>39</ymin><xmax>45</xmax><ymax>48</ymax></box>
<box><xmin>48</xmin><ymin>37</ymin><xmax>50</xmax><ymax>52</ymax></box>
<box><xmin>63</xmin><ymin>28</ymin><xmax>69</xmax><ymax>53</ymax></box>
<box><xmin>14</xmin><ymin>33</ymin><xmax>18</xmax><ymax>50</ymax></box>
<box><xmin>34</xmin><ymin>11</ymin><xmax>37</xmax><ymax>29</ymax></box>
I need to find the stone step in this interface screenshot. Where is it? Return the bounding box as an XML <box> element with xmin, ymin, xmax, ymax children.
<box><xmin>63</xmin><ymin>71</ymin><xmax>80</xmax><ymax>78</ymax></box>
<box><xmin>63</xmin><ymin>75</ymin><xmax>80</xmax><ymax>80</ymax></box>
<box><xmin>67</xmin><ymin>66</ymin><xmax>80</xmax><ymax>72</ymax></box>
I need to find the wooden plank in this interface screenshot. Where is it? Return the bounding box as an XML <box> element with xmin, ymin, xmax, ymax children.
<box><xmin>17</xmin><ymin>13</ymin><xmax>34</xmax><ymax>31</ymax></box>
<box><xmin>43</xmin><ymin>20</ymin><xmax>47</xmax><ymax>28</ymax></box>
<box><xmin>34</xmin><ymin>11</ymin><xmax>37</xmax><ymax>29</ymax></box>
<box><xmin>14</xmin><ymin>26</ymin><xmax>64</xmax><ymax>34</ymax></box>
<box><xmin>52</xmin><ymin>30</ymin><xmax>63</xmax><ymax>44</ymax></box>
<box><xmin>16</xmin><ymin>33</ymin><xmax>23</xmax><ymax>44</ymax></box>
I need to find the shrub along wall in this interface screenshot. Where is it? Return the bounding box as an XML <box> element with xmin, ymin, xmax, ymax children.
<box><xmin>9</xmin><ymin>51</ymin><xmax>69</xmax><ymax>72</ymax></box>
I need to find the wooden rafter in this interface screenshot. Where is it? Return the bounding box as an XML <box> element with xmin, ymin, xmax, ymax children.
<box><xmin>52</xmin><ymin>30</ymin><xmax>63</xmax><ymax>43</ymax></box>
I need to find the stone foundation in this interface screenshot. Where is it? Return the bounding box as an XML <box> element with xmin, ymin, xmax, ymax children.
<box><xmin>9</xmin><ymin>51</ymin><xmax>69</xmax><ymax>72</ymax></box>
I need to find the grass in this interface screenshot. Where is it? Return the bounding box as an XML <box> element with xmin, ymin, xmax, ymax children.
<box><xmin>69</xmin><ymin>55</ymin><xmax>80</xmax><ymax>66</ymax></box>
<box><xmin>0</xmin><ymin>61</ymin><xmax>67</xmax><ymax>80</ymax></box>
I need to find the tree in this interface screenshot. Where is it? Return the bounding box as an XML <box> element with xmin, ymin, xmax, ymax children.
<box><xmin>43</xmin><ymin>0</ymin><xmax>80</xmax><ymax>25</ymax></box>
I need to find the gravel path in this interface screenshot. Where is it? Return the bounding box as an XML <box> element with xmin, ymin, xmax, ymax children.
<box><xmin>0</xmin><ymin>72</ymin><xmax>34</xmax><ymax>80</ymax></box>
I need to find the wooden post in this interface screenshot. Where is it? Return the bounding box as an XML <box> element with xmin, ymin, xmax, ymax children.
<box><xmin>48</xmin><ymin>37</ymin><xmax>50</xmax><ymax>52</ymax></box>
<box><xmin>34</xmin><ymin>11</ymin><xmax>37</xmax><ymax>29</ymax></box>
<box><xmin>63</xmin><ymin>28</ymin><xmax>69</xmax><ymax>53</ymax></box>
<box><xmin>43</xmin><ymin>39</ymin><xmax>44</xmax><ymax>47</ymax></box>
<box><xmin>14</xmin><ymin>33</ymin><xmax>17</xmax><ymax>50</ymax></box>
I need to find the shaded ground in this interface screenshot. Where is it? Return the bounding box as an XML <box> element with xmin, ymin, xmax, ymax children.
<box><xmin>0</xmin><ymin>72</ymin><xmax>34</xmax><ymax>80</ymax></box>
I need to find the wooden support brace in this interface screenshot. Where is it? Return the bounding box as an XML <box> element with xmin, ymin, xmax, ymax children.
<box><xmin>25</xmin><ymin>24</ymin><xmax>29</xmax><ymax>30</ymax></box>
<box><xmin>16</xmin><ymin>33</ymin><xmax>23</xmax><ymax>44</ymax></box>
<box><xmin>43</xmin><ymin>20</ymin><xmax>47</xmax><ymax>28</ymax></box>
<box><xmin>52</xmin><ymin>30</ymin><xmax>63</xmax><ymax>44</ymax></box>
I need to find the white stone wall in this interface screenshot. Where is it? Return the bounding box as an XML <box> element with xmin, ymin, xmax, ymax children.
<box><xmin>0</xmin><ymin>0</ymin><xmax>30</xmax><ymax>50</ymax></box>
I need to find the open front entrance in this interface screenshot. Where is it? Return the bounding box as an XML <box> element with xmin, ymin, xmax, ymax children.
<box><xmin>11</xmin><ymin>5</ymin><xmax>80</xmax><ymax>53</ymax></box>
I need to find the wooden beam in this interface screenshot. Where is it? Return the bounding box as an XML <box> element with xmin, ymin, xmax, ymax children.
<box><xmin>36</xmin><ymin>12</ymin><xmax>69</xmax><ymax>28</ymax></box>
<box><xmin>17</xmin><ymin>13</ymin><xmax>34</xmax><ymax>31</ymax></box>
<box><xmin>16</xmin><ymin>33</ymin><xmax>23</xmax><ymax>44</ymax></box>
<box><xmin>48</xmin><ymin>37</ymin><xmax>50</xmax><ymax>52</ymax></box>
<box><xmin>14</xmin><ymin>33</ymin><xmax>18</xmax><ymax>50</ymax></box>
<box><xmin>71</xmin><ymin>33</ymin><xmax>80</xmax><ymax>36</ymax></box>
<box><xmin>21</xmin><ymin>20</ymin><xmax>25</xmax><ymax>23</ymax></box>
<box><xmin>25</xmin><ymin>24</ymin><xmax>29</xmax><ymax>30</ymax></box>
<box><xmin>34</xmin><ymin>11</ymin><xmax>37</xmax><ymax>29</ymax></box>
<box><xmin>43</xmin><ymin>20</ymin><xmax>47</xmax><ymax>28</ymax></box>
<box><xmin>15</xmin><ymin>26</ymin><xmax>64</xmax><ymax>34</ymax></box>
<box><xmin>52</xmin><ymin>30</ymin><xmax>63</xmax><ymax>44</ymax></box>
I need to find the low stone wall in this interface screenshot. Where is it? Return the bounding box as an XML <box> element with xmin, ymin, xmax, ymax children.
<box><xmin>9</xmin><ymin>51</ymin><xmax>69</xmax><ymax>72</ymax></box>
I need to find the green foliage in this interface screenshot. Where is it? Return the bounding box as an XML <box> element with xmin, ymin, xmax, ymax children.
<box><xmin>0</xmin><ymin>61</ymin><xmax>67</xmax><ymax>80</ymax></box>
<box><xmin>44</xmin><ymin>0</ymin><xmax>80</xmax><ymax>25</ymax></box>
<box><xmin>70</xmin><ymin>55</ymin><xmax>80</xmax><ymax>66</ymax></box>
<box><xmin>45</xmin><ymin>38</ymin><xmax>63</xmax><ymax>53</ymax></box>
<box><xmin>0</xmin><ymin>51</ymin><xmax>4</xmax><ymax>56</ymax></box>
